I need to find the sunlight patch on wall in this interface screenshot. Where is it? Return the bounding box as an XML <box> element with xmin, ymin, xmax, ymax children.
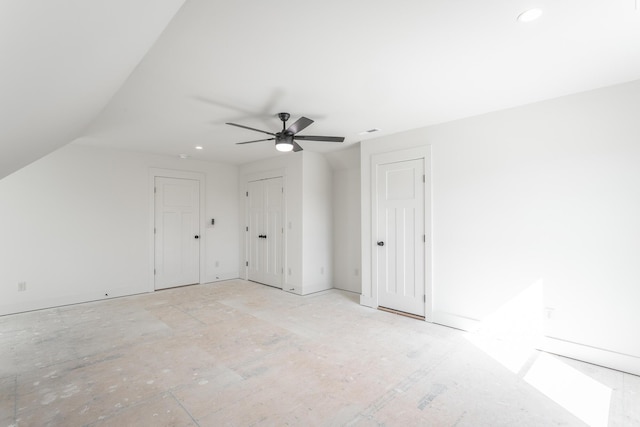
<box><xmin>464</xmin><ymin>280</ymin><xmax>544</xmax><ymax>373</ymax></box>
<box><xmin>463</xmin><ymin>279</ymin><xmax>612</xmax><ymax>426</ymax></box>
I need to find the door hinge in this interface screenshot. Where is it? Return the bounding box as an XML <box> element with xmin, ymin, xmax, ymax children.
<box><xmin>282</xmin><ymin>187</ymin><xmax>284</xmax><ymax>193</ymax></box>
<box><xmin>154</xmin><ymin>268</ymin><xmax>156</xmax><ymax>275</ymax></box>
<box><xmin>423</xmin><ymin>295</ymin><xmax>426</xmax><ymax>302</ymax></box>
<box><xmin>246</xmin><ymin>226</ymin><xmax>249</xmax><ymax>232</ymax></box>
<box><xmin>246</xmin><ymin>261</ymin><xmax>248</xmax><ymax>267</ymax></box>
<box><xmin>154</xmin><ymin>227</ymin><xmax>156</xmax><ymax>234</ymax></box>
<box><xmin>246</xmin><ymin>191</ymin><xmax>249</xmax><ymax>197</ymax></box>
<box><xmin>423</xmin><ymin>174</ymin><xmax>425</xmax><ymax>183</ymax></box>
<box><xmin>154</xmin><ymin>186</ymin><xmax>157</xmax><ymax>193</ymax></box>
<box><xmin>423</xmin><ymin>234</ymin><xmax>425</xmax><ymax>242</ymax></box>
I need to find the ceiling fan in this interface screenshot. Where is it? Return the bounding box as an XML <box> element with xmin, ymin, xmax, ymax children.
<box><xmin>227</xmin><ymin>112</ymin><xmax>345</xmax><ymax>152</ymax></box>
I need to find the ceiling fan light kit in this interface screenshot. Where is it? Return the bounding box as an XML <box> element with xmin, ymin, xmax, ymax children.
<box><xmin>275</xmin><ymin>136</ymin><xmax>294</xmax><ymax>152</ymax></box>
<box><xmin>227</xmin><ymin>112</ymin><xmax>344</xmax><ymax>153</ymax></box>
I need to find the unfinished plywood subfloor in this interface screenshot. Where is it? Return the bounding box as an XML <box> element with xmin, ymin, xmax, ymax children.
<box><xmin>1</xmin><ymin>280</ymin><xmax>638</xmax><ymax>426</ymax></box>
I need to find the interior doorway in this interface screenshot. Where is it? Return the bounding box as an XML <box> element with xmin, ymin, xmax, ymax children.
<box><xmin>154</xmin><ymin>176</ymin><xmax>200</xmax><ymax>290</ymax></box>
<box><xmin>373</xmin><ymin>153</ymin><xmax>427</xmax><ymax>317</ymax></box>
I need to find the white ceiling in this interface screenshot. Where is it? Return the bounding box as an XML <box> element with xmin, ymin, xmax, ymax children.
<box><xmin>3</xmin><ymin>0</ymin><xmax>640</xmax><ymax>177</ymax></box>
<box><xmin>0</xmin><ymin>0</ymin><xmax>185</xmax><ymax>178</ymax></box>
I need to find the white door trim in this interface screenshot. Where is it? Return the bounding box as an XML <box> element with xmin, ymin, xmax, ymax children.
<box><xmin>148</xmin><ymin>168</ymin><xmax>206</xmax><ymax>292</ymax></box>
<box><xmin>246</xmin><ymin>176</ymin><xmax>284</xmax><ymax>289</ymax></box>
<box><xmin>243</xmin><ymin>172</ymin><xmax>285</xmax><ymax>288</ymax></box>
<box><xmin>370</xmin><ymin>146</ymin><xmax>432</xmax><ymax>322</ymax></box>
<box><xmin>241</xmin><ymin>168</ymin><xmax>286</xmax><ymax>282</ymax></box>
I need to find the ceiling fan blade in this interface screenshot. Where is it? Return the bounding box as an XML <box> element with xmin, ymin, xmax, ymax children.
<box><xmin>294</xmin><ymin>135</ymin><xmax>345</xmax><ymax>143</ymax></box>
<box><xmin>236</xmin><ymin>138</ymin><xmax>275</xmax><ymax>145</ymax></box>
<box><xmin>292</xmin><ymin>141</ymin><xmax>303</xmax><ymax>152</ymax></box>
<box><xmin>286</xmin><ymin>116</ymin><xmax>314</xmax><ymax>134</ymax></box>
<box><xmin>226</xmin><ymin>122</ymin><xmax>276</xmax><ymax>136</ymax></box>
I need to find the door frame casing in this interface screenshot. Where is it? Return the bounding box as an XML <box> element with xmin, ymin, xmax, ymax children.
<box><xmin>242</xmin><ymin>168</ymin><xmax>286</xmax><ymax>286</ymax></box>
<box><xmin>246</xmin><ymin>176</ymin><xmax>284</xmax><ymax>288</ymax></box>
<box><xmin>148</xmin><ymin>168</ymin><xmax>206</xmax><ymax>292</ymax></box>
<box><xmin>369</xmin><ymin>146</ymin><xmax>433</xmax><ymax>322</ymax></box>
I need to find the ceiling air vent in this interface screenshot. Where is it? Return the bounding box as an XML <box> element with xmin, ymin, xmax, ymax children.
<box><xmin>359</xmin><ymin>128</ymin><xmax>381</xmax><ymax>135</ymax></box>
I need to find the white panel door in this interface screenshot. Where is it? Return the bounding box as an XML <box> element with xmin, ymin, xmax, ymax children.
<box><xmin>263</xmin><ymin>177</ymin><xmax>284</xmax><ymax>287</ymax></box>
<box><xmin>247</xmin><ymin>179</ymin><xmax>264</xmax><ymax>283</ymax></box>
<box><xmin>247</xmin><ymin>177</ymin><xmax>283</xmax><ymax>288</ymax></box>
<box><xmin>375</xmin><ymin>158</ymin><xmax>425</xmax><ymax>316</ymax></box>
<box><xmin>154</xmin><ymin>177</ymin><xmax>200</xmax><ymax>290</ymax></box>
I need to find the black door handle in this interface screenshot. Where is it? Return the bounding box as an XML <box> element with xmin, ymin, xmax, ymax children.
<box><xmin>194</xmin><ymin>235</ymin><xmax>199</xmax><ymax>239</ymax></box>
<box><xmin>377</xmin><ymin>241</ymin><xmax>384</xmax><ymax>246</ymax></box>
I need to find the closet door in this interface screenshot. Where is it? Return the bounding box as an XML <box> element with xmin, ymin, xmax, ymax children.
<box><xmin>247</xmin><ymin>177</ymin><xmax>283</xmax><ymax>288</ymax></box>
<box><xmin>247</xmin><ymin>179</ymin><xmax>265</xmax><ymax>284</ymax></box>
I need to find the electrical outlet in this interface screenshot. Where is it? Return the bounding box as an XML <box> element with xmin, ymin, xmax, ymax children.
<box><xmin>18</xmin><ymin>281</ymin><xmax>26</xmax><ymax>292</ymax></box>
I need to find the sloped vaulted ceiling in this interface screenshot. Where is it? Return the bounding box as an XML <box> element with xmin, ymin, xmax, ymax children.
<box><xmin>0</xmin><ymin>0</ymin><xmax>185</xmax><ymax>179</ymax></box>
<box><xmin>3</xmin><ymin>1</ymin><xmax>640</xmax><ymax>173</ymax></box>
<box><xmin>79</xmin><ymin>0</ymin><xmax>640</xmax><ymax>165</ymax></box>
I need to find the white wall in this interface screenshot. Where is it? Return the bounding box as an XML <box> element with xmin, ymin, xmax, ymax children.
<box><xmin>327</xmin><ymin>146</ymin><xmax>361</xmax><ymax>293</ymax></box>
<box><xmin>302</xmin><ymin>152</ymin><xmax>333</xmax><ymax>294</ymax></box>
<box><xmin>0</xmin><ymin>144</ymin><xmax>239</xmax><ymax>315</ymax></box>
<box><xmin>361</xmin><ymin>79</ymin><xmax>640</xmax><ymax>375</ymax></box>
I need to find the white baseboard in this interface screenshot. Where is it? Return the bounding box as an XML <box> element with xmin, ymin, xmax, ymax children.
<box><xmin>430</xmin><ymin>310</ymin><xmax>640</xmax><ymax>376</ymax></box>
<box><xmin>0</xmin><ymin>286</ymin><xmax>149</xmax><ymax>317</ymax></box>
<box><xmin>432</xmin><ymin>310</ymin><xmax>481</xmax><ymax>332</ymax></box>
<box><xmin>540</xmin><ymin>336</ymin><xmax>640</xmax><ymax>377</ymax></box>
<box><xmin>203</xmin><ymin>272</ymin><xmax>239</xmax><ymax>283</ymax></box>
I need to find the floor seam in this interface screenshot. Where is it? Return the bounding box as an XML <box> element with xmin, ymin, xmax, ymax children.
<box><xmin>13</xmin><ymin>373</ymin><xmax>18</xmax><ymax>424</ymax></box>
<box><xmin>170</xmin><ymin>390</ymin><xmax>200</xmax><ymax>427</ymax></box>
<box><xmin>171</xmin><ymin>304</ymin><xmax>208</xmax><ymax>326</ymax></box>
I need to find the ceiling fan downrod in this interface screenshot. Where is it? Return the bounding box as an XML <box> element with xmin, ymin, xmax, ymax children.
<box><xmin>277</xmin><ymin>112</ymin><xmax>290</xmax><ymax>132</ymax></box>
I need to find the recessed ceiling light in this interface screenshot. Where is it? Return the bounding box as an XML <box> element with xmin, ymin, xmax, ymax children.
<box><xmin>195</xmin><ymin>146</ymin><xmax>203</xmax><ymax>150</ymax></box>
<box><xmin>517</xmin><ymin>8</ymin><xmax>543</xmax><ymax>23</ymax></box>
<box><xmin>359</xmin><ymin>128</ymin><xmax>381</xmax><ymax>135</ymax></box>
